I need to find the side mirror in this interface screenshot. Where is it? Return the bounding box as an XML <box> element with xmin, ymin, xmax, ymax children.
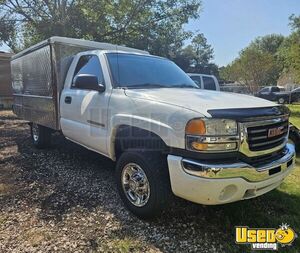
<box><xmin>74</xmin><ymin>74</ymin><xmax>105</xmax><ymax>92</ymax></box>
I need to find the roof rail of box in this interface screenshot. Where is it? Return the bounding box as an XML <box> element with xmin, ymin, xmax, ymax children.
<box><xmin>12</xmin><ymin>36</ymin><xmax>149</xmax><ymax>60</ymax></box>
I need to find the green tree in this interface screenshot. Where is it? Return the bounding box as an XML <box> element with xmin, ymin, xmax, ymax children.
<box><xmin>221</xmin><ymin>34</ymin><xmax>285</xmax><ymax>89</ymax></box>
<box><xmin>248</xmin><ymin>34</ymin><xmax>285</xmax><ymax>55</ymax></box>
<box><xmin>0</xmin><ymin>0</ymin><xmax>202</xmax><ymax>56</ymax></box>
<box><xmin>221</xmin><ymin>47</ymin><xmax>277</xmax><ymax>92</ymax></box>
<box><xmin>289</xmin><ymin>14</ymin><xmax>300</xmax><ymax>34</ymax></box>
<box><xmin>277</xmin><ymin>15</ymin><xmax>300</xmax><ymax>84</ymax></box>
<box><xmin>172</xmin><ymin>33</ymin><xmax>218</xmax><ymax>76</ymax></box>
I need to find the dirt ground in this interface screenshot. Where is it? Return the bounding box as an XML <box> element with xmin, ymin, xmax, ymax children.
<box><xmin>0</xmin><ymin>110</ymin><xmax>229</xmax><ymax>253</ymax></box>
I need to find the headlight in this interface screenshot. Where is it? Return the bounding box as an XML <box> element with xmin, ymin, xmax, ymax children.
<box><xmin>186</xmin><ymin>119</ymin><xmax>237</xmax><ymax>136</ymax></box>
<box><xmin>186</xmin><ymin>118</ymin><xmax>238</xmax><ymax>152</ymax></box>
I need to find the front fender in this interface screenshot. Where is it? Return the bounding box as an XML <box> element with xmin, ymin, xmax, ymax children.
<box><xmin>108</xmin><ymin>114</ymin><xmax>179</xmax><ymax>160</ymax></box>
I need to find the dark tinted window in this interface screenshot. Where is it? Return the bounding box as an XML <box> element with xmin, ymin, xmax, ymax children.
<box><xmin>106</xmin><ymin>53</ymin><xmax>197</xmax><ymax>89</ymax></box>
<box><xmin>260</xmin><ymin>87</ymin><xmax>269</xmax><ymax>92</ymax></box>
<box><xmin>73</xmin><ymin>55</ymin><xmax>104</xmax><ymax>88</ymax></box>
<box><xmin>271</xmin><ymin>86</ymin><xmax>280</xmax><ymax>92</ymax></box>
<box><xmin>202</xmin><ymin>76</ymin><xmax>216</xmax><ymax>90</ymax></box>
<box><xmin>190</xmin><ymin>76</ymin><xmax>201</xmax><ymax>87</ymax></box>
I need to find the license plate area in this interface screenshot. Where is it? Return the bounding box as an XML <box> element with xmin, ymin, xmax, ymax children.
<box><xmin>269</xmin><ymin>166</ymin><xmax>281</xmax><ymax>176</ymax></box>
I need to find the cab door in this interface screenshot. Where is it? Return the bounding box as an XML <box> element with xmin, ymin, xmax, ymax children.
<box><xmin>60</xmin><ymin>53</ymin><xmax>111</xmax><ymax>156</ymax></box>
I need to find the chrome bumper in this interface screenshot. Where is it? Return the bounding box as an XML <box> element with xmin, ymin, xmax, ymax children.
<box><xmin>182</xmin><ymin>144</ymin><xmax>296</xmax><ymax>182</ymax></box>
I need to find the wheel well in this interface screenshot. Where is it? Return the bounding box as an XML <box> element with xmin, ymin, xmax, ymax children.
<box><xmin>114</xmin><ymin>125</ymin><xmax>168</xmax><ymax>159</ymax></box>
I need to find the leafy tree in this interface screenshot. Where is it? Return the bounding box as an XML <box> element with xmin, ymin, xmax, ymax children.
<box><xmin>221</xmin><ymin>34</ymin><xmax>286</xmax><ymax>89</ymax></box>
<box><xmin>0</xmin><ymin>0</ymin><xmax>202</xmax><ymax>57</ymax></box>
<box><xmin>248</xmin><ymin>34</ymin><xmax>285</xmax><ymax>55</ymax></box>
<box><xmin>172</xmin><ymin>33</ymin><xmax>218</xmax><ymax>76</ymax></box>
<box><xmin>221</xmin><ymin>15</ymin><xmax>300</xmax><ymax>88</ymax></box>
<box><xmin>0</xmin><ymin>18</ymin><xmax>17</xmax><ymax>51</ymax></box>
<box><xmin>278</xmin><ymin>33</ymin><xmax>300</xmax><ymax>83</ymax></box>
<box><xmin>276</xmin><ymin>15</ymin><xmax>300</xmax><ymax>84</ymax></box>
<box><xmin>220</xmin><ymin>47</ymin><xmax>277</xmax><ymax>92</ymax></box>
<box><xmin>289</xmin><ymin>14</ymin><xmax>300</xmax><ymax>34</ymax></box>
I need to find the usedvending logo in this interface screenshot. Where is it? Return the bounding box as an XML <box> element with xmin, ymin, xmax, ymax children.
<box><xmin>235</xmin><ymin>224</ymin><xmax>297</xmax><ymax>250</ymax></box>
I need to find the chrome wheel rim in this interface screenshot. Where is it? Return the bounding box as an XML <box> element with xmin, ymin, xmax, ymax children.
<box><xmin>121</xmin><ymin>163</ymin><xmax>150</xmax><ymax>207</ymax></box>
<box><xmin>279</xmin><ymin>98</ymin><xmax>284</xmax><ymax>104</ymax></box>
<box><xmin>32</xmin><ymin>124</ymin><xmax>39</xmax><ymax>142</ymax></box>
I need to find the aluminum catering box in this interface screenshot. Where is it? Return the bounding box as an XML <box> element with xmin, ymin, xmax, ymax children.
<box><xmin>11</xmin><ymin>37</ymin><xmax>149</xmax><ymax>130</ymax></box>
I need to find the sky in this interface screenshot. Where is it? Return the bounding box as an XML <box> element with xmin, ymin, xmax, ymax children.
<box><xmin>186</xmin><ymin>0</ymin><xmax>300</xmax><ymax>66</ymax></box>
<box><xmin>1</xmin><ymin>0</ymin><xmax>300</xmax><ymax>66</ymax></box>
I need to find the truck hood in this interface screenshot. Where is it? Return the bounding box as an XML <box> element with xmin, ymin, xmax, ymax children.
<box><xmin>124</xmin><ymin>88</ymin><xmax>276</xmax><ymax>116</ymax></box>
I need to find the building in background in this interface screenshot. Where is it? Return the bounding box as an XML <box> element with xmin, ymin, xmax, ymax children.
<box><xmin>0</xmin><ymin>52</ymin><xmax>13</xmax><ymax>109</ymax></box>
<box><xmin>277</xmin><ymin>72</ymin><xmax>300</xmax><ymax>91</ymax></box>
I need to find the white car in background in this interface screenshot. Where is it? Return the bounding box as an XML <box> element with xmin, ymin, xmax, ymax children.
<box><xmin>188</xmin><ymin>73</ymin><xmax>220</xmax><ymax>91</ymax></box>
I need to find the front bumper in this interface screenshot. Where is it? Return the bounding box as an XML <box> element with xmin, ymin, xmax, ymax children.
<box><xmin>167</xmin><ymin>144</ymin><xmax>296</xmax><ymax>205</ymax></box>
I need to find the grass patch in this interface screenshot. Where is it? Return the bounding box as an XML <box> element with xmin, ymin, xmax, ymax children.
<box><xmin>288</xmin><ymin>104</ymin><xmax>300</xmax><ymax>129</ymax></box>
<box><xmin>101</xmin><ymin>237</ymin><xmax>146</xmax><ymax>253</ymax></box>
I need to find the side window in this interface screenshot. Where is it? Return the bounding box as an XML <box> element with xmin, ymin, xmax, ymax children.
<box><xmin>202</xmin><ymin>76</ymin><xmax>216</xmax><ymax>91</ymax></box>
<box><xmin>271</xmin><ymin>87</ymin><xmax>280</xmax><ymax>92</ymax></box>
<box><xmin>260</xmin><ymin>87</ymin><xmax>268</xmax><ymax>92</ymax></box>
<box><xmin>72</xmin><ymin>55</ymin><xmax>104</xmax><ymax>88</ymax></box>
<box><xmin>190</xmin><ymin>76</ymin><xmax>201</xmax><ymax>87</ymax></box>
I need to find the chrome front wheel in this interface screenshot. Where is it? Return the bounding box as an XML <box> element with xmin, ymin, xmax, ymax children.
<box><xmin>116</xmin><ymin>151</ymin><xmax>171</xmax><ymax>218</ymax></box>
<box><xmin>121</xmin><ymin>163</ymin><xmax>150</xmax><ymax>207</ymax></box>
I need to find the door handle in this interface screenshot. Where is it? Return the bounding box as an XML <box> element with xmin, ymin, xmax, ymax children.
<box><xmin>65</xmin><ymin>96</ymin><xmax>72</xmax><ymax>104</ymax></box>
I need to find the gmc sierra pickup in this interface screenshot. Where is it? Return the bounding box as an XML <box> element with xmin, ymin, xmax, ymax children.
<box><xmin>12</xmin><ymin>37</ymin><xmax>296</xmax><ymax>218</ymax></box>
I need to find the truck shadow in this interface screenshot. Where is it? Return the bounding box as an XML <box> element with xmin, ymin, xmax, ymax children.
<box><xmin>3</xmin><ymin>125</ymin><xmax>300</xmax><ymax>252</ymax></box>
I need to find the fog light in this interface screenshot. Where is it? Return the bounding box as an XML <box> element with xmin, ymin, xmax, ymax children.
<box><xmin>219</xmin><ymin>185</ymin><xmax>238</xmax><ymax>201</ymax></box>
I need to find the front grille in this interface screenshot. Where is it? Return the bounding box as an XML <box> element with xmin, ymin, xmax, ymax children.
<box><xmin>247</xmin><ymin>119</ymin><xmax>289</xmax><ymax>151</ymax></box>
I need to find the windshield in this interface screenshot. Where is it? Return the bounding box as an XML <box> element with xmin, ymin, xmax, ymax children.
<box><xmin>106</xmin><ymin>53</ymin><xmax>198</xmax><ymax>89</ymax></box>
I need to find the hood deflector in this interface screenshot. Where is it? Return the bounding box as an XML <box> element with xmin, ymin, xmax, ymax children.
<box><xmin>207</xmin><ymin>106</ymin><xmax>290</xmax><ymax>121</ymax></box>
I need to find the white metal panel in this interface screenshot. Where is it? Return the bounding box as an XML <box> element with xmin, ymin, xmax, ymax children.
<box><xmin>12</xmin><ymin>36</ymin><xmax>149</xmax><ymax>60</ymax></box>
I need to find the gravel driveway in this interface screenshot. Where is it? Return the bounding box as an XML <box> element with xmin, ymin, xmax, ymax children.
<box><xmin>0</xmin><ymin>111</ymin><xmax>228</xmax><ymax>253</ymax></box>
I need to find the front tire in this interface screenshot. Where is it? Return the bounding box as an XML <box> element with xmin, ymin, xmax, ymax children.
<box><xmin>115</xmin><ymin>151</ymin><xmax>171</xmax><ymax>219</ymax></box>
<box><xmin>30</xmin><ymin>123</ymin><xmax>52</xmax><ymax>148</ymax></box>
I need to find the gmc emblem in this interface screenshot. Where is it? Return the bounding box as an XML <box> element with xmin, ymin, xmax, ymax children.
<box><xmin>268</xmin><ymin>126</ymin><xmax>284</xmax><ymax>138</ymax></box>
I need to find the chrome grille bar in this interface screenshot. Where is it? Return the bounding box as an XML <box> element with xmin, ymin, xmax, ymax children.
<box><xmin>246</xmin><ymin>118</ymin><xmax>289</xmax><ymax>152</ymax></box>
<box><xmin>250</xmin><ymin>135</ymin><xmax>287</xmax><ymax>148</ymax></box>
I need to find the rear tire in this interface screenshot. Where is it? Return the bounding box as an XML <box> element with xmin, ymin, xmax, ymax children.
<box><xmin>30</xmin><ymin>123</ymin><xmax>52</xmax><ymax>149</ymax></box>
<box><xmin>115</xmin><ymin>151</ymin><xmax>171</xmax><ymax>219</ymax></box>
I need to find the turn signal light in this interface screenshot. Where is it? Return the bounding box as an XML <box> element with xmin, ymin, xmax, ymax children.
<box><xmin>186</xmin><ymin>119</ymin><xmax>206</xmax><ymax>135</ymax></box>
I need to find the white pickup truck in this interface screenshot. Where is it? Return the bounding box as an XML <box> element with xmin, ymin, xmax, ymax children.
<box><xmin>12</xmin><ymin>37</ymin><xmax>296</xmax><ymax>218</ymax></box>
